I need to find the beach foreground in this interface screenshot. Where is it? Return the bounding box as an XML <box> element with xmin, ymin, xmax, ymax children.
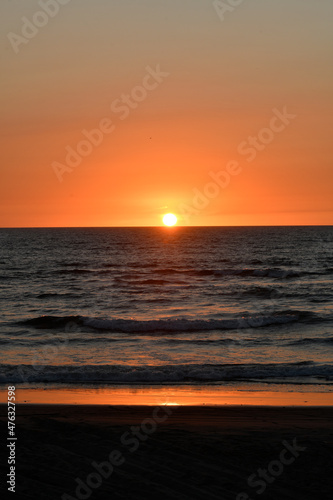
<box><xmin>1</xmin><ymin>405</ymin><xmax>332</xmax><ymax>499</ymax></box>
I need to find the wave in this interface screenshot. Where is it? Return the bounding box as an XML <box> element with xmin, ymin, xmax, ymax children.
<box><xmin>46</xmin><ymin>266</ymin><xmax>310</xmax><ymax>279</ymax></box>
<box><xmin>17</xmin><ymin>312</ymin><xmax>305</xmax><ymax>333</ymax></box>
<box><xmin>54</xmin><ymin>269</ymin><xmax>93</xmax><ymax>275</ymax></box>
<box><xmin>56</xmin><ymin>261</ymin><xmax>90</xmax><ymax>267</ymax></box>
<box><xmin>121</xmin><ymin>264</ymin><xmax>331</xmax><ymax>278</ymax></box>
<box><xmin>36</xmin><ymin>292</ymin><xmax>81</xmax><ymax>299</ymax></box>
<box><xmin>21</xmin><ymin>265</ymin><xmax>332</xmax><ymax>281</ymax></box>
<box><xmin>172</xmin><ymin>268</ymin><xmax>302</xmax><ymax>278</ymax></box>
<box><xmin>239</xmin><ymin>286</ymin><xmax>280</xmax><ymax>298</ymax></box>
<box><xmin>1</xmin><ymin>362</ymin><xmax>332</xmax><ymax>384</ymax></box>
<box><xmin>114</xmin><ymin>278</ymin><xmax>188</xmax><ymax>286</ymax></box>
<box><xmin>147</xmin><ymin>268</ymin><xmax>302</xmax><ymax>279</ymax></box>
<box><xmin>239</xmin><ymin>288</ymin><xmax>333</xmax><ymax>301</ymax></box>
<box><xmin>288</xmin><ymin>337</ymin><xmax>333</xmax><ymax>346</ymax></box>
<box><xmin>19</xmin><ymin>316</ymin><xmax>83</xmax><ymax>329</ymax></box>
<box><xmin>149</xmin><ymin>268</ymin><xmax>186</xmax><ymax>275</ymax></box>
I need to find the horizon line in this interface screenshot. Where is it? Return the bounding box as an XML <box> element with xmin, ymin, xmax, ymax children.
<box><xmin>1</xmin><ymin>224</ymin><xmax>333</xmax><ymax>229</ymax></box>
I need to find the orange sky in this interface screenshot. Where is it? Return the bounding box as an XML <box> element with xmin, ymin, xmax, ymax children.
<box><xmin>1</xmin><ymin>0</ymin><xmax>332</xmax><ymax>227</ymax></box>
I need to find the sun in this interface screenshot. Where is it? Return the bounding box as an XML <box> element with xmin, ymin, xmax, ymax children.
<box><xmin>163</xmin><ymin>213</ymin><xmax>178</xmax><ymax>226</ymax></box>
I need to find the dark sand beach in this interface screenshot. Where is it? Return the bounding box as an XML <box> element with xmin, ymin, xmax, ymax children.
<box><xmin>1</xmin><ymin>404</ymin><xmax>332</xmax><ymax>499</ymax></box>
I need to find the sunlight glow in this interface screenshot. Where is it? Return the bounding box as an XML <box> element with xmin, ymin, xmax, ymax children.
<box><xmin>163</xmin><ymin>213</ymin><xmax>178</xmax><ymax>226</ymax></box>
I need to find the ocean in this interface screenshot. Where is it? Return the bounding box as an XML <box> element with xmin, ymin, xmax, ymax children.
<box><xmin>1</xmin><ymin>226</ymin><xmax>333</xmax><ymax>398</ymax></box>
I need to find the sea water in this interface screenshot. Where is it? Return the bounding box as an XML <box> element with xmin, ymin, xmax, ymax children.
<box><xmin>0</xmin><ymin>226</ymin><xmax>332</xmax><ymax>395</ymax></box>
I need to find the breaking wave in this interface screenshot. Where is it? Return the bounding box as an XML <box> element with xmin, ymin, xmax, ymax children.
<box><xmin>1</xmin><ymin>361</ymin><xmax>333</xmax><ymax>384</ymax></box>
<box><xmin>16</xmin><ymin>312</ymin><xmax>309</xmax><ymax>333</ymax></box>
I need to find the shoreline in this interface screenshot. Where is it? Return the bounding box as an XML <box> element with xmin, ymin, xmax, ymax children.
<box><xmin>1</xmin><ymin>384</ymin><xmax>333</xmax><ymax>406</ymax></box>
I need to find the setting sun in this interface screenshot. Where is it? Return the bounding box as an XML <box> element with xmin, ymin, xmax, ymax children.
<box><xmin>163</xmin><ymin>213</ymin><xmax>178</xmax><ymax>226</ymax></box>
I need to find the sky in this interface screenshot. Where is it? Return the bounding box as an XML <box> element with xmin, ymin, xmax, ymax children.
<box><xmin>1</xmin><ymin>0</ymin><xmax>332</xmax><ymax>227</ymax></box>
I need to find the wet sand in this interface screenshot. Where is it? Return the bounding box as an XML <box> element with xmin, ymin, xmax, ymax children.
<box><xmin>0</xmin><ymin>405</ymin><xmax>332</xmax><ymax>499</ymax></box>
<box><xmin>1</xmin><ymin>385</ymin><xmax>333</xmax><ymax>406</ymax></box>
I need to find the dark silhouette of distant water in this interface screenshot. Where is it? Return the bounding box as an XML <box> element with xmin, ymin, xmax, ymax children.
<box><xmin>0</xmin><ymin>226</ymin><xmax>332</xmax><ymax>387</ymax></box>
